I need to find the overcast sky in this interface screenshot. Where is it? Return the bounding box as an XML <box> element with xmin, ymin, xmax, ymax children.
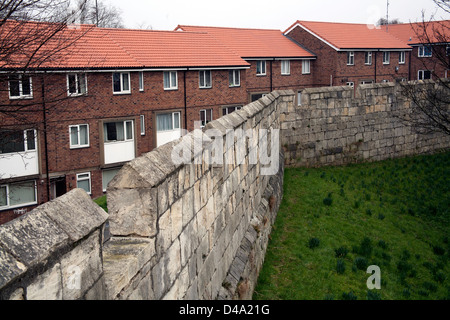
<box><xmin>105</xmin><ymin>0</ymin><xmax>449</xmax><ymax>31</ymax></box>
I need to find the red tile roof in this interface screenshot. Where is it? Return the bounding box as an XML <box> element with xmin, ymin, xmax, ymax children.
<box><xmin>386</xmin><ymin>20</ymin><xmax>450</xmax><ymax>45</ymax></box>
<box><xmin>0</xmin><ymin>20</ymin><xmax>250</xmax><ymax>70</ymax></box>
<box><xmin>175</xmin><ymin>25</ymin><xmax>315</xmax><ymax>59</ymax></box>
<box><xmin>285</xmin><ymin>21</ymin><xmax>412</xmax><ymax>51</ymax></box>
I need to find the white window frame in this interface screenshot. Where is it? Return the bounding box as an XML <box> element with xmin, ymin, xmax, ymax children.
<box><xmin>67</xmin><ymin>73</ymin><xmax>87</xmax><ymax>96</ymax></box>
<box><xmin>365</xmin><ymin>52</ymin><xmax>373</xmax><ymax>65</ymax></box>
<box><xmin>163</xmin><ymin>71</ymin><xmax>178</xmax><ymax>90</ymax></box>
<box><xmin>418</xmin><ymin>45</ymin><xmax>432</xmax><ymax>57</ymax></box>
<box><xmin>347</xmin><ymin>51</ymin><xmax>355</xmax><ymax>66</ymax></box>
<box><xmin>229</xmin><ymin>70</ymin><xmax>240</xmax><ymax>87</ymax></box>
<box><xmin>280</xmin><ymin>60</ymin><xmax>290</xmax><ymax>75</ymax></box>
<box><xmin>8</xmin><ymin>75</ymin><xmax>33</xmax><ymax>100</ymax></box>
<box><xmin>76</xmin><ymin>172</ymin><xmax>91</xmax><ymax>195</ymax></box>
<box><xmin>0</xmin><ymin>129</ymin><xmax>37</xmax><ymax>154</ymax></box>
<box><xmin>222</xmin><ymin>105</ymin><xmax>242</xmax><ymax>116</ymax></box>
<box><xmin>156</xmin><ymin>112</ymin><xmax>181</xmax><ymax>132</ymax></box>
<box><xmin>302</xmin><ymin>60</ymin><xmax>310</xmax><ymax>74</ymax></box>
<box><xmin>140</xmin><ymin>115</ymin><xmax>145</xmax><ymax>136</ymax></box>
<box><xmin>399</xmin><ymin>51</ymin><xmax>406</xmax><ymax>64</ymax></box>
<box><xmin>256</xmin><ymin>60</ymin><xmax>266</xmax><ymax>76</ymax></box>
<box><xmin>69</xmin><ymin>124</ymin><xmax>90</xmax><ymax>149</ymax></box>
<box><xmin>0</xmin><ymin>181</ymin><xmax>37</xmax><ymax>210</ymax></box>
<box><xmin>383</xmin><ymin>52</ymin><xmax>390</xmax><ymax>65</ymax></box>
<box><xmin>297</xmin><ymin>91</ymin><xmax>302</xmax><ymax>106</ymax></box>
<box><xmin>199</xmin><ymin>70</ymin><xmax>212</xmax><ymax>89</ymax></box>
<box><xmin>199</xmin><ymin>109</ymin><xmax>213</xmax><ymax>128</ymax></box>
<box><xmin>418</xmin><ymin>70</ymin><xmax>432</xmax><ymax>80</ymax></box>
<box><xmin>103</xmin><ymin>120</ymin><xmax>134</xmax><ymax>143</ymax></box>
<box><xmin>139</xmin><ymin>72</ymin><xmax>144</xmax><ymax>91</ymax></box>
<box><xmin>347</xmin><ymin>82</ymin><xmax>355</xmax><ymax>88</ymax></box>
<box><xmin>112</xmin><ymin>72</ymin><xmax>131</xmax><ymax>94</ymax></box>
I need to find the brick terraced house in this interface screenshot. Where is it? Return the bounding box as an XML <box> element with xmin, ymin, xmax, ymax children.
<box><xmin>175</xmin><ymin>25</ymin><xmax>316</xmax><ymax>106</ymax></box>
<box><xmin>386</xmin><ymin>20</ymin><xmax>450</xmax><ymax>81</ymax></box>
<box><xmin>284</xmin><ymin>21</ymin><xmax>413</xmax><ymax>87</ymax></box>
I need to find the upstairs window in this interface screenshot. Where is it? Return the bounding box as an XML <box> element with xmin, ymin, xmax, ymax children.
<box><xmin>383</xmin><ymin>52</ymin><xmax>390</xmax><ymax>64</ymax></box>
<box><xmin>69</xmin><ymin>124</ymin><xmax>89</xmax><ymax>149</ymax></box>
<box><xmin>229</xmin><ymin>70</ymin><xmax>240</xmax><ymax>87</ymax></box>
<box><xmin>281</xmin><ymin>60</ymin><xmax>291</xmax><ymax>75</ymax></box>
<box><xmin>302</xmin><ymin>60</ymin><xmax>310</xmax><ymax>74</ymax></box>
<box><xmin>347</xmin><ymin>51</ymin><xmax>354</xmax><ymax>65</ymax></box>
<box><xmin>113</xmin><ymin>72</ymin><xmax>130</xmax><ymax>94</ymax></box>
<box><xmin>256</xmin><ymin>60</ymin><xmax>266</xmax><ymax>76</ymax></box>
<box><xmin>163</xmin><ymin>71</ymin><xmax>178</xmax><ymax>90</ymax></box>
<box><xmin>399</xmin><ymin>51</ymin><xmax>406</xmax><ymax>64</ymax></box>
<box><xmin>67</xmin><ymin>73</ymin><xmax>87</xmax><ymax>96</ymax></box>
<box><xmin>418</xmin><ymin>45</ymin><xmax>432</xmax><ymax>57</ymax></box>
<box><xmin>0</xmin><ymin>129</ymin><xmax>36</xmax><ymax>154</ymax></box>
<box><xmin>365</xmin><ymin>52</ymin><xmax>373</xmax><ymax>65</ymax></box>
<box><xmin>9</xmin><ymin>75</ymin><xmax>33</xmax><ymax>99</ymax></box>
<box><xmin>199</xmin><ymin>70</ymin><xmax>212</xmax><ymax>88</ymax></box>
<box><xmin>104</xmin><ymin>120</ymin><xmax>134</xmax><ymax>142</ymax></box>
<box><xmin>139</xmin><ymin>72</ymin><xmax>144</xmax><ymax>91</ymax></box>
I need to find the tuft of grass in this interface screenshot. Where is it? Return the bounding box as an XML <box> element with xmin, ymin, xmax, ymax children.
<box><xmin>94</xmin><ymin>195</ymin><xmax>108</xmax><ymax>212</ymax></box>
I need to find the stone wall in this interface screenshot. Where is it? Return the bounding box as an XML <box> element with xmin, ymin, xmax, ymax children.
<box><xmin>0</xmin><ymin>90</ymin><xmax>292</xmax><ymax>300</ymax></box>
<box><xmin>282</xmin><ymin>82</ymin><xmax>450</xmax><ymax>167</ymax></box>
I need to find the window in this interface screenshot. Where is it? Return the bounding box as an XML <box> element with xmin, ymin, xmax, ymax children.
<box><xmin>9</xmin><ymin>75</ymin><xmax>32</xmax><ymax>99</ymax></box>
<box><xmin>446</xmin><ymin>46</ymin><xmax>450</xmax><ymax>56</ymax></box>
<box><xmin>140</xmin><ymin>115</ymin><xmax>145</xmax><ymax>136</ymax></box>
<box><xmin>361</xmin><ymin>80</ymin><xmax>374</xmax><ymax>85</ymax></box>
<box><xmin>200</xmin><ymin>109</ymin><xmax>213</xmax><ymax>128</ymax></box>
<box><xmin>156</xmin><ymin>112</ymin><xmax>180</xmax><ymax>132</ymax></box>
<box><xmin>347</xmin><ymin>82</ymin><xmax>355</xmax><ymax>88</ymax></box>
<box><xmin>418</xmin><ymin>70</ymin><xmax>432</xmax><ymax>80</ymax></box>
<box><xmin>280</xmin><ymin>60</ymin><xmax>290</xmax><ymax>75</ymax></box>
<box><xmin>199</xmin><ymin>70</ymin><xmax>212</xmax><ymax>88</ymax></box>
<box><xmin>399</xmin><ymin>51</ymin><xmax>406</xmax><ymax>64</ymax></box>
<box><xmin>76</xmin><ymin>173</ymin><xmax>91</xmax><ymax>194</ymax></box>
<box><xmin>347</xmin><ymin>51</ymin><xmax>354</xmax><ymax>65</ymax></box>
<box><xmin>0</xmin><ymin>181</ymin><xmax>37</xmax><ymax>209</ymax></box>
<box><xmin>163</xmin><ymin>71</ymin><xmax>178</xmax><ymax>90</ymax></box>
<box><xmin>113</xmin><ymin>72</ymin><xmax>130</xmax><ymax>94</ymax></box>
<box><xmin>302</xmin><ymin>60</ymin><xmax>310</xmax><ymax>74</ymax></box>
<box><xmin>104</xmin><ymin>120</ymin><xmax>134</xmax><ymax>142</ymax></box>
<box><xmin>139</xmin><ymin>72</ymin><xmax>144</xmax><ymax>91</ymax></box>
<box><xmin>69</xmin><ymin>124</ymin><xmax>89</xmax><ymax>148</ymax></box>
<box><xmin>222</xmin><ymin>105</ymin><xmax>242</xmax><ymax>116</ymax></box>
<box><xmin>418</xmin><ymin>45</ymin><xmax>432</xmax><ymax>57</ymax></box>
<box><xmin>365</xmin><ymin>52</ymin><xmax>372</xmax><ymax>65</ymax></box>
<box><xmin>229</xmin><ymin>70</ymin><xmax>240</xmax><ymax>87</ymax></box>
<box><xmin>67</xmin><ymin>73</ymin><xmax>87</xmax><ymax>96</ymax></box>
<box><xmin>102</xmin><ymin>168</ymin><xmax>120</xmax><ymax>192</ymax></box>
<box><xmin>256</xmin><ymin>61</ymin><xmax>266</xmax><ymax>76</ymax></box>
<box><xmin>383</xmin><ymin>52</ymin><xmax>390</xmax><ymax>64</ymax></box>
<box><xmin>0</xmin><ymin>129</ymin><xmax>36</xmax><ymax>154</ymax></box>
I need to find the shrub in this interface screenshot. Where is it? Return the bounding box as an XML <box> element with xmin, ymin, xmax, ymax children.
<box><xmin>336</xmin><ymin>259</ymin><xmax>346</xmax><ymax>274</ymax></box>
<box><xmin>422</xmin><ymin>281</ymin><xmax>438</xmax><ymax>293</ymax></box>
<box><xmin>359</xmin><ymin>237</ymin><xmax>373</xmax><ymax>257</ymax></box>
<box><xmin>335</xmin><ymin>246</ymin><xmax>349</xmax><ymax>258</ymax></box>
<box><xmin>366</xmin><ymin>209</ymin><xmax>372</xmax><ymax>216</ymax></box>
<box><xmin>377</xmin><ymin>240</ymin><xmax>388</xmax><ymax>250</ymax></box>
<box><xmin>308</xmin><ymin>238</ymin><xmax>320</xmax><ymax>249</ymax></box>
<box><xmin>433</xmin><ymin>245</ymin><xmax>445</xmax><ymax>256</ymax></box>
<box><xmin>378</xmin><ymin>213</ymin><xmax>385</xmax><ymax>220</ymax></box>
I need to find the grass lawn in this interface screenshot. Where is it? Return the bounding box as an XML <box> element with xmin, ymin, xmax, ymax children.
<box><xmin>94</xmin><ymin>195</ymin><xmax>108</xmax><ymax>212</ymax></box>
<box><xmin>253</xmin><ymin>152</ymin><xmax>450</xmax><ymax>300</ymax></box>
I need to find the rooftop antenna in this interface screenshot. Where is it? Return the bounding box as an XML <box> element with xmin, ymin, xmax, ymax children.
<box><xmin>386</xmin><ymin>0</ymin><xmax>390</xmax><ymax>32</ymax></box>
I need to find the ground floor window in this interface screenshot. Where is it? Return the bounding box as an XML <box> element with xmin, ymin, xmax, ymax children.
<box><xmin>157</xmin><ymin>112</ymin><xmax>180</xmax><ymax>132</ymax></box>
<box><xmin>77</xmin><ymin>173</ymin><xmax>91</xmax><ymax>194</ymax></box>
<box><xmin>102</xmin><ymin>168</ymin><xmax>121</xmax><ymax>192</ymax></box>
<box><xmin>0</xmin><ymin>180</ymin><xmax>37</xmax><ymax>209</ymax></box>
<box><xmin>222</xmin><ymin>105</ymin><xmax>242</xmax><ymax>116</ymax></box>
<box><xmin>418</xmin><ymin>70</ymin><xmax>432</xmax><ymax>80</ymax></box>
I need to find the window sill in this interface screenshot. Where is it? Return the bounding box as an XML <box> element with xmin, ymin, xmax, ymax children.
<box><xmin>0</xmin><ymin>202</ymin><xmax>38</xmax><ymax>212</ymax></box>
<box><xmin>70</xmin><ymin>145</ymin><xmax>90</xmax><ymax>150</ymax></box>
<box><xmin>164</xmin><ymin>88</ymin><xmax>178</xmax><ymax>91</ymax></box>
<box><xmin>9</xmin><ymin>96</ymin><xmax>33</xmax><ymax>100</ymax></box>
<box><xmin>113</xmin><ymin>91</ymin><xmax>131</xmax><ymax>95</ymax></box>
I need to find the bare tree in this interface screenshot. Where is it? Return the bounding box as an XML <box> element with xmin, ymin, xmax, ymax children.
<box><xmin>74</xmin><ymin>0</ymin><xmax>124</xmax><ymax>28</ymax></box>
<box><xmin>398</xmin><ymin>0</ymin><xmax>450</xmax><ymax>135</ymax></box>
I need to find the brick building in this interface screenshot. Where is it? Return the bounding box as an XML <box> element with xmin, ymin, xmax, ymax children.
<box><xmin>175</xmin><ymin>25</ymin><xmax>316</xmax><ymax>105</ymax></box>
<box><xmin>386</xmin><ymin>20</ymin><xmax>450</xmax><ymax>81</ymax></box>
<box><xmin>0</xmin><ymin>23</ymin><xmax>252</xmax><ymax>224</ymax></box>
<box><xmin>284</xmin><ymin>21</ymin><xmax>413</xmax><ymax>87</ymax></box>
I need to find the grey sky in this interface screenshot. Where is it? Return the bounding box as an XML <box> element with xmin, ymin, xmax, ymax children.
<box><xmin>106</xmin><ymin>0</ymin><xmax>449</xmax><ymax>31</ymax></box>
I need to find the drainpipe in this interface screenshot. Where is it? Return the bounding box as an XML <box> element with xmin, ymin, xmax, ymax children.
<box><xmin>40</xmin><ymin>73</ymin><xmax>51</xmax><ymax>203</ymax></box>
<box><xmin>374</xmin><ymin>51</ymin><xmax>378</xmax><ymax>83</ymax></box>
<box><xmin>183</xmin><ymin>70</ymin><xmax>187</xmax><ymax>132</ymax></box>
<box><xmin>270</xmin><ymin>60</ymin><xmax>273</xmax><ymax>92</ymax></box>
